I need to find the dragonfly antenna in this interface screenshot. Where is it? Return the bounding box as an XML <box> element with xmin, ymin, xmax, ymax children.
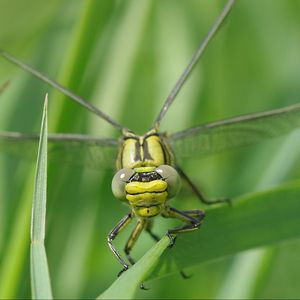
<box><xmin>0</xmin><ymin>49</ymin><xmax>124</xmax><ymax>131</ymax></box>
<box><xmin>153</xmin><ymin>0</ymin><xmax>235</xmax><ymax>129</ymax></box>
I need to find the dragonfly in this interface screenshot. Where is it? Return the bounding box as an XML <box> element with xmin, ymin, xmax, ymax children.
<box><xmin>1</xmin><ymin>0</ymin><xmax>300</xmax><ymax>279</ymax></box>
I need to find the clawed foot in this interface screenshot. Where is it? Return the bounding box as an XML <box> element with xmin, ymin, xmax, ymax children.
<box><xmin>117</xmin><ymin>266</ymin><xmax>149</xmax><ymax>291</ymax></box>
<box><xmin>140</xmin><ymin>283</ymin><xmax>149</xmax><ymax>290</ymax></box>
<box><xmin>166</xmin><ymin>232</ymin><xmax>177</xmax><ymax>248</ymax></box>
<box><xmin>180</xmin><ymin>270</ymin><xmax>193</xmax><ymax>279</ymax></box>
<box><xmin>117</xmin><ymin>264</ymin><xmax>129</xmax><ymax>277</ymax></box>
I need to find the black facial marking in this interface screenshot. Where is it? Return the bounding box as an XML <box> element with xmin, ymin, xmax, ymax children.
<box><xmin>129</xmin><ymin>171</ymin><xmax>162</xmax><ymax>182</ymax></box>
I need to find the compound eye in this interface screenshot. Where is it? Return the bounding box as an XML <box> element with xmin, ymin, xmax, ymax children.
<box><xmin>112</xmin><ymin>168</ymin><xmax>135</xmax><ymax>201</ymax></box>
<box><xmin>156</xmin><ymin>165</ymin><xmax>180</xmax><ymax>198</ymax></box>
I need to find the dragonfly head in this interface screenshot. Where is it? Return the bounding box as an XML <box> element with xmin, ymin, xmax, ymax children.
<box><xmin>112</xmin><ymin>165</ymin><xmax>181</xmax><ymax>217</ymax></box>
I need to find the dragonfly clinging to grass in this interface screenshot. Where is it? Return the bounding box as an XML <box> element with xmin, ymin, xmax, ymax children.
<box><xmin>1</xmin><ymin>0</ymin><xmax>300</xmax><ymax>279</ymax></box>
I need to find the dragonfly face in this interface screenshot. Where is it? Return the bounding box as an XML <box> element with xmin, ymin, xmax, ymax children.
<box><xmin>112</xmin><ymin>129</ymin><xmax>180</xmax><ymax>218</ymax></box>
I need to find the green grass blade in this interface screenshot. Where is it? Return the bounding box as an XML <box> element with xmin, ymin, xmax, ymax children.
<box><xmin>217</xmin><ymin>130</ymin><xmax>300</xmax><ymax>299</ymax></box>
<box><xmin>49</xmin><ymin>0</ymin><xmax>116</xmax><ymax>132</ymax></box>
<box><xmin>149</xmin><ymin>180</ymin><xmax>300</xmax><ymax>278</ymax></box>
<box><xmin>216</xmin><ymin>247</ymin><xmax>276</xmax><ymax>298</ymax></box>
<box><xmin>0</xmin><ymin>176</ymin><xmax>35</xmax><ymax>298</ymax></box>
<box><xmin>30</xmin><ymin>94</ymin><xmax>53</xmax><ymax>299</ymax></box>
<box><xmin>97</xmin><ymin>236</ymin><xmax>170</xmax><ymax>299</ymax></box>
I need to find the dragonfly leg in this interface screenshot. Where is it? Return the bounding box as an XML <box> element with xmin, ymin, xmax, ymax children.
<box><xmin>124</xmin><ymin>218</ymin><xmax>146</xmax><ymax>265</ymax></box>
<box><xmin>123</xmin><ymin>219</ymin><xmax>150</xmax><ymax>291</ymax></box>
<box><xmin>176</xmin><ymin>165</ymin><xmax>232</xmax><ymax>206</ymax></box>
<box><xmin>145</xmin><ymin>220</ymin><xmax>160</xmax><ymax>242</ymax></box>
<box><xmin>162</xmin><ymin>206</ymin><xmax>205</xmax><ymax>244</ymax></box>
<box><xmin>108</xmin><ymin>212</ymin><xmax>133</xmax><ymax>277</ymax></box>
<box><xmin>181</xmin><ymin>209</ymin><xmax>207</xmax><ymax>218</ymax></box>
<box><xmin>177</xmin><ymin>209</ymin><xmax>206</xmax><ymax>279</ymax></box>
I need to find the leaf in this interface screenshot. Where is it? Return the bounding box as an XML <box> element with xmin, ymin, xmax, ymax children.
<box><xmin>97</xmin><ymin>236</ymin><xmax>170</xmax><ymax>299</ymax></box>
<box><xmin>30</xmin><ymin>94</ymin><xmax>53</xmax><ymax>299</ymax></box>
<box><xmin>97</xmin><ymin>179</ymin><xmax>300</xmax><ymax>299</ymax></box>
<box><xmin>150</xmin><ymin>180</ymin><xmax>300</xmax><ymax>278</ymax></box>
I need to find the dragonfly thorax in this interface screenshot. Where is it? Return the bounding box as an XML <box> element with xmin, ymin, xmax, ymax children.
<box><xmin>116</xmin><ymin>129</ymin><xmax>174</xmax><ymax>170</ymax></box>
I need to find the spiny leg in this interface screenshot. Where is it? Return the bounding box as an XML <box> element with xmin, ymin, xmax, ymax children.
<box><xmin>174</xmin><ymin>209</ymin><xmax>205</xmax><ymax>279</ymax></box>
<box><xmin>124</xmin><ymin>219</ymin><xmax>146</xmax><ymax>265</ymax></box>
<box><xmin>181</xmin><ymin>209</ymin><xmax>206</xmax><ymax>219</ymax></box>
<box><xmin>162</xmin><ymin>206</ymin><xmax>205</xmax><ymax>279</ymax></box>
<box><xmin>107</xmin><ymin>212</ymin><xmax>133</xmax><ymax>277</ymax></box>
<box><xmin>145</xmin><ymin>220</ymin><xmax>160</xmax><ymax>242</ymax></box>
<box><xmin>176</xmin><ymin>165</ymin><xmax>231</xmax><ymax>206</ymax></box>
<box><xmin>123</xmin><ymin>219</ymin><xmax>149</xmax><ymax>291</ymax></box>
<box><xmin>162</xmin><ymin>206</ymin><xmax>205</xmax><ymax>246</ymax></box>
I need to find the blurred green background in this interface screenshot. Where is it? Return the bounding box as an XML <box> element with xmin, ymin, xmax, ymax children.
<box><xmin>0</xmin><ymin>0</ymin><xmax>300</xmax><ymax>298</ymax></box>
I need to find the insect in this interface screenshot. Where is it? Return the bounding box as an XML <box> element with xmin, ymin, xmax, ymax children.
<box><xmin>1</xmin><ymin>0</ymin><xmax>300</xmax><ymax>281</ymax></box>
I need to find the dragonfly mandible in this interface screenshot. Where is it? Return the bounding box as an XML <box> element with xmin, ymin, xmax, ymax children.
<box><xmin>1</xmin><ymin>0</ymin><xmax>300</xmax><ymax>279</ymax></box>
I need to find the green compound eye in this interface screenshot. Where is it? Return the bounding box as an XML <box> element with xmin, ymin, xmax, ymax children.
<box><xmin>112</xmin><ymin>168</ymin><xmax>135</xmax><ymax>201</ymax></box>
<box><xmin>155</xmin><ymin>165</ymin><xmax>181</xmax><ymax>198</ymax></box>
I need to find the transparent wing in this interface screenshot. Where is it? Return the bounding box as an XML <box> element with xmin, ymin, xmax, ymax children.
<box><xmin>169</xmin><ymin>103</ymin><xmax>300</xmax><ymax>160</ymax></box>
<box><xmin>0</xmin><ymin>131</ymin><xmax>119</xmax><ymax>170</ymax></box>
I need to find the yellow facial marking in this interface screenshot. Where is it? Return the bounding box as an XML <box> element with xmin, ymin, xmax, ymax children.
<box><xmin>134</xmin><ymin>205</ymin><xmax>163</xmax><ymax>218</ymax></box>
<box><xmin>125</xmin><ymin>180</ymin><xmax>167</xmax><ymax>194</ymax></box>
<box><xmin>126</xmin><ymin>191</ymin><xmax>168</xmax><ymax>204</ymax></box>
<box><xmin>134</xmin><ymin>166</ymin><xmax>156</xmax><ymax>173</ymax></box>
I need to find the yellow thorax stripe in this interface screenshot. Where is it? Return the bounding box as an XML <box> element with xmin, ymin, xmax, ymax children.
<box><xmin>125</xmin><ymin>180</ymin><xmax>167</xmax><ymax>194</ymax></box>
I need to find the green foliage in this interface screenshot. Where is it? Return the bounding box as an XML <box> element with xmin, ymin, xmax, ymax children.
<box><xmin>98</xmin><ymin>236</ymin><xmax>170</xmax><ymax>299</ymax></box>
<box><xmin>0</xmin><ymin>0</ymin><xmax>300</xmax><ymax>299</ymax></box>
<box><xmin>154</xmin><ymin>181</ymin><xmax>300</xmax><ymax>275</ymax></box>
<box><xmin>99</xmin><ymin>181</ymin><xmax>300</xmax><ymax>298</ymax></box>
<box><xmin>30</xmin><ymin>96</ymin><xmax>52</xmax><ymax>299</ymax></box>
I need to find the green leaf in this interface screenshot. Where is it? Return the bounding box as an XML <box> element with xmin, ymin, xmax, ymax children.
<box><xmin>30</xmin><ymin>94</ymin><xmax>53</xmax><ymax>299</ymax></box>
<box><xmin>97</xmin><ymin>236</ymin><xmax>170</xmax><ymax>299</ymax></box>
<box><xmin>150</xmin><ymin>180</ymin><xmax>300</xmax><ymax>278</ymax></box>
<box><xmin>97</xmin><ymin>180</ymin><xmax>300</xmax><ymax>299</ymax></box>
